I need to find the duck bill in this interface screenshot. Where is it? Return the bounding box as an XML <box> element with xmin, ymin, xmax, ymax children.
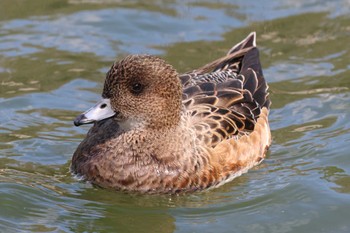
<box><xmin>74</xmin><ymin>98</ymin><xmax>116</xmax><ymax>126</ymax></box>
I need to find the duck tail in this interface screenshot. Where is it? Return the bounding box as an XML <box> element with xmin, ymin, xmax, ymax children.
<box><xmin>227</xmin><ymin>32</ymin><xmax>256</xmax><ymax>55</ymax></box>
<box><xmin>194</xmin><ymin>32</ymin><xmax>257</xmax><ymax>75</ymax></box>
<box><xmin>238</xmin><ymin>34</ymin><xmax>271</xmax><ymax>109</ymax></box>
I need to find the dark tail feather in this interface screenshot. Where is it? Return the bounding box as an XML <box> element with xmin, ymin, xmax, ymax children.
<box><xmin>240</xmin><ymin>48</ymin><xmax>270</xmax><ymax>109</ymax></box>
<box><xmin>194</xmin><ymin>32</ymin><xmax>257</xmax><ymax>75</ymax></box>
<box><xmin>227</xmin><ymin>32</ymin><xmax>256</xmax><ymax>55</ymax></box>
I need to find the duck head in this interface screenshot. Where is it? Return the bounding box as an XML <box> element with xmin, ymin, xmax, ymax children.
<box><xmin>74</xmin><ymin>55</ymin><xmax>182</xmax><ymax>130</ymax></box>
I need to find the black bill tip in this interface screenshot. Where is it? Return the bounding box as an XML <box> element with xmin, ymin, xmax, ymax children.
<box><xmin>74</xmin><ymin>114</ymin><xmax>94</xmax><ymax>126</ymax></box>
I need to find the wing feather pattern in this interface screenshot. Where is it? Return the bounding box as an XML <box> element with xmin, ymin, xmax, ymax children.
<box><xmin>181</xmin><ymin>32</ymin><xmax>270</xmax><ymax>147</ymax></box>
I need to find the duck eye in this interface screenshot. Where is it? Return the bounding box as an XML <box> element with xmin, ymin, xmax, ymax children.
<box><xmin>131</xmin><ymin>83</ymin><xmax>143</xmax><ymax>94</ymax></box>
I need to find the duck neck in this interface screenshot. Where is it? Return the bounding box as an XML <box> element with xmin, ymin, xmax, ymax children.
<box><xmin>146</xmin><ymin>99</ymin><xmax>182</xmax><ymax>130</ymax></box>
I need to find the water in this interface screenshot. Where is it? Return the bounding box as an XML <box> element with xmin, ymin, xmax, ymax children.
<box><xmin>1</xmin><ymin>1</ymin><xmax>350</xmax><ymax>232</ymax></box>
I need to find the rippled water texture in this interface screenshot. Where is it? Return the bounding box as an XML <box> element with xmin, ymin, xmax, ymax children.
<box><xmin>1</xmin><ymin>1</ymin><xmax>350</xmax><ymax>232</ymax></box>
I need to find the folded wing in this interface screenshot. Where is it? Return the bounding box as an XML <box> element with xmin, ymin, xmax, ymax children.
<box><xmin>181</xmin><ymin>32</ymin><xmax>270</xmax><ymax>147</ymax></box>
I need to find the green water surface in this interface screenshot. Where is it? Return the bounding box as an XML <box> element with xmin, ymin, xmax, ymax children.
<box><xmin>1</xmin><ymin>1</ymin><xmax>350</xmax><ymax>232</ymax></box>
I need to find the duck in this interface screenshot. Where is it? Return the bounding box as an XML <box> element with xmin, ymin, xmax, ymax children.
<box><xmin>71</xmin><ymin>32</ymin><xmax>271</xmax><ymax>194</ymax></box>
